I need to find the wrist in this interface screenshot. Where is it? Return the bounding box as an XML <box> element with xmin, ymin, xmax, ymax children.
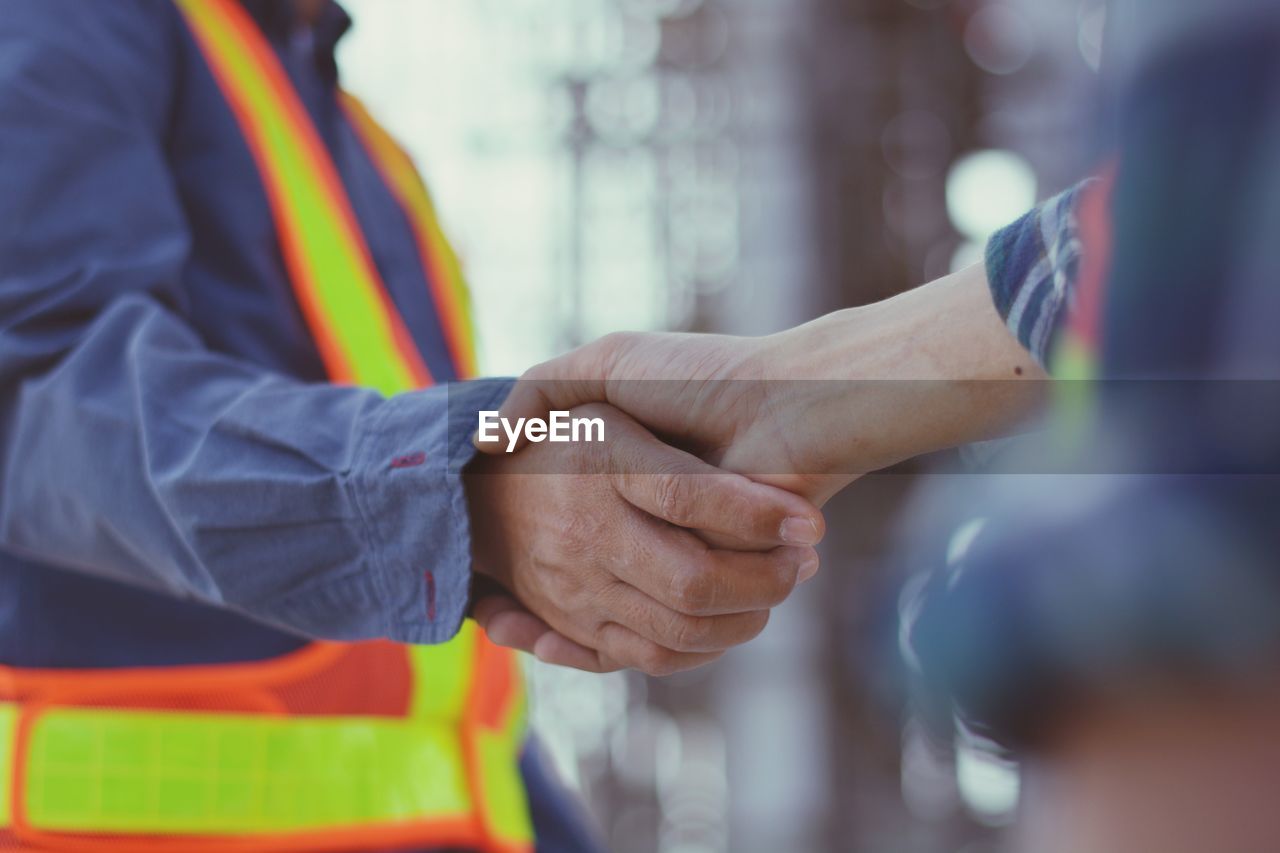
<box><xmin>768</xmin><ymin>264</ymin><xmax>1034</xmax><ymax>381</ymax></box>
<box><xmin>760</xmin><ymin>265</ymin><xmax>1049</xmax><ymax>473</ymax></box>
<box><xmin>463</xmin><ymin>452</ymin><xmax>514</xmax><ymax>590</ymax></box>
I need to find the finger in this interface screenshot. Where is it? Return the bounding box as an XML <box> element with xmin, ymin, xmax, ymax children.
<box><xmin>611</xmin><ymin>427</ymin><xmax>824</xmax><ymax>548</ymax></box>
<box><xmin>532</xmin><ymin>633</ymin><xmax>624</xmax><ymax>674</ymax></box>
<box><xmin>604</xmin><ymin>584</ymin><xmax>773</xmax><ymax>653</ymax></box>
<box><xmin>475</xmin><ymin>597</ymin><xmax>624</xmax><ymax>674</ymax></box>
<box><xmin>595</xmin><ymin>622</ymin><xmax>724</xmax><ymax>677</ymax></box>
<box><xmin>473</xmin><ymin>595</ymin><xmax>554</xmax><ymax>652</ymax></box>
<box><xmin>480</xmin><ymin>580</ymin><xmax>734</xmax><ymax>674</ymax></box>
<box><xmin>670</xmin><ymin>544</ymin><xmax>819</xmax><ymax>616</ymax></box>
<box><xmin>612</xmin><ymin>518</ymin><xmax>820</xmax><ymax>616</ymax></box>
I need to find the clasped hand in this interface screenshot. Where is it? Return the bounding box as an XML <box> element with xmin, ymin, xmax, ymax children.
<box><xmin>469</xmin><ymin>270</ymin><xmax>1048</xmax><ymax>673</ymax></box>
<box><xmin>465</xmin><ymin>402</ymin><xmax>823</xmax><ymax>675</ymax></box>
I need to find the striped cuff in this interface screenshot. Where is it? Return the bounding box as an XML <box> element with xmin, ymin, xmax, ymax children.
<box><xmin>984</xmin><ymin>180</ymin><xmax>1092</xmax><ymax>367</ymax></box>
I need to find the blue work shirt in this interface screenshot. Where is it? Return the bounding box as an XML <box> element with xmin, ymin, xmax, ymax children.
<box><xmin>0</xmin><ymin>1</ymin><xmax>598</xmax><ymax>850</ymax></box>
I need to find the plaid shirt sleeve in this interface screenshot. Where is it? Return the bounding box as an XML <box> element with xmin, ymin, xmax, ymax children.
<box><xmin>984</xmin><ymin>180</ymin><xmax>1093</xmax><ymax>368</ymax></box>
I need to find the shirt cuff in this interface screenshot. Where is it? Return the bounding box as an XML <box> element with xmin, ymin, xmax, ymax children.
<box><xmin>984</xmin><ymin>180</ymin><xmax>1091</xmax><ymax>368</ymax></box>
<box><xmin>344</xmin><ymin>378</ymin><xmax>514</xmax><ymax>645</ymax></box>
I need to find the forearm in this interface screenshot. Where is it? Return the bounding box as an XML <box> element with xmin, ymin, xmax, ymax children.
<box><xmin>761</xmin><ymin>263</ymin><xmax>1050</xmax><ymax>475</ymax></box>
<box><xmin>493</xmin><ymin>230</ymin><xmax>1075</xmax><ymax>495</ymax></box>
<box><xmin>767</xmin><ymin>176</ymin><xmax>1093</xmax><ymax>474</ymax></box>
<box><xmin>773</xmin><ymin>263</ymin><xmax>1042</xmax><ymax>380</ymax></box>
<box><xmin>0</xmin><ymin>294</ymin><xmax>506</xmax><ymax>643</ymax></box>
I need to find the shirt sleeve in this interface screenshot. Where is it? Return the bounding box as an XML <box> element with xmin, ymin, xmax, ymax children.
<box><xmin>984</xmin><ymin>180</ymin><xmax>1093</xmax><ymax>369</ymax></box>
<box><xmin>0</xmin><ymin>0</ymin><xmax>492</xmax><ymax>646</ymax></box>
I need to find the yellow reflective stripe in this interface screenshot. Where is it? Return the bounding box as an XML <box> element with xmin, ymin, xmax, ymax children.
<box><xmin>175</xmin><ymin>0</ymin><xmax>427</xmax><ymax>395</ymax></box>
<box><xmin>166</xmin><ymin>2</ymin><xmax>532</xmax><ymax>846</ymax></box>
<box><xmin>408</xmin><ymin>625</ymin><xmax>533</xmax><ymax>847</ymax></box>
<box><xmin>1049</xmin><ymin>330</ymin><xmax>1098</xmax><ymax>458</ymax></box>
<box><xmin>475</xmin><ymin>727</ymin><xmax>531</xmax><ymax>847</ymax></box>
<box><xmin>340</xmin><ymin>94</ymin><xmax>480</xmax><ymax>378</ymax></box>
<box><xmin>408</xmin><ymin>621</ymin><xmax>476</xmax><ymax>722</ymax></box>
<box><xmin>1052</xmin><ymin>329</ymin><xmax>1097</xmax><ymax>382</ymax></box>
<box><xmin>19</xmin><ymin>707</ymin><xmax>470</xmax><ymax>835</ymax></box>
<box><xmin>478</xmin><ymin>652</ymin><xmax>532</xmax><ymax>846</ymax></box>
<box><xmin>0</xmin><ymin>703</ymin><xmax>14</xmax><ymax>828</ymax></box>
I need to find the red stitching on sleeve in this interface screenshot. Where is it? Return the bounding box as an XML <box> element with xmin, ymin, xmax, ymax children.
<box><xmin>390</xmin><ymin>451</ymin><xmax>427</xmax><ymax>470</ymax></box>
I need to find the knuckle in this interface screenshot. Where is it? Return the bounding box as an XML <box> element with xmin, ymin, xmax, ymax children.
<box><xmin>597</xmin><ymin>330</ymin><xmax>637</xmax><ymax>358</ymax></box>
<box><xmin>519</xmin><ymin>360</ymin><xmax>552</xmax><ymax>383</ymax></box>
<box><xmin>671</xmin><ymin>614</ymin><xmax>715</xmax><ymax>652</ymax></box>
<box><xmin>550</xmin><ymin>509</ymin><xmax>602</xmax><ymax>552</ymax></box>
<box><xmin>670</xmin><ymin>565</ymin><xmax>715</xmax><ymax>614</ymax></box>
<box><xmin>636</xmin><ymin>643</ymin><xmax>680</xmax><ymax>678</ymax></box>
<box><xmin>652</xmin><ymin>472</ymin><xmax>695</xmax><ymax>526</ymax></box>
<box><xmin>591</xmin><ymin>619</ymin><xmax>613</xmax><ymax>649</ymax></box>
<box><xmin>760</xmin><ymin>554</ymin><xmax>799</xmax><ymax>606</ymax></box>
<box><xmin>742</xmin><ymin>498</ymin><xmax>780</xmax><ymax>538</ymax></box>
<box><xmin>591</xmin><ymin>614</ymin><xmax>611</xmax><ymax>648</ymax></box>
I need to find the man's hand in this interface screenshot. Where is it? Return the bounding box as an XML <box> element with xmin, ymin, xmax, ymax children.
<box><xmin>465</xmin><ymin>403</ymin><xmax>823</xmax><ymax>676</ymax></box>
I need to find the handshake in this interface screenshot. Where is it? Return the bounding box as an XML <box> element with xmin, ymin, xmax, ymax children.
<box><xmin>465</xmin><ymin>266</ymin><xmax>1048</xmax><ymax>675</ymax></box>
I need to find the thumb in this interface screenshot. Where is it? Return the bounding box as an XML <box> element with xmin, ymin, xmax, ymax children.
<box><xmin>472</xmin><ymin>594</ymin><xmax>555</xmax><ymax>650</ymax></box>
<box><xmin>473</xmin><ymin>349</ymin><xmax>615</xmax><ymax>455</ymax></box>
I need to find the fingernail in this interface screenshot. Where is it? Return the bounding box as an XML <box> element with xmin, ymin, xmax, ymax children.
<box><xmin>532</xmin><ymin>634</ymin><xmax>559</xmax><ymax>663</ymax></box>
<box><xmin>780</xmin><ymin>517</ymin><xmax>821</xmax><ymax>545</ymax></box>
<box><xmin>797</xmin><ymin>554</ymin><xmax>820</xmax><ymax>584</ymax></box>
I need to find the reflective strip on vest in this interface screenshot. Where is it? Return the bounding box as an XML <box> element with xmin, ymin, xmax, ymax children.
<box><xmin>16</xmin><ymin>707</ymin><xmax>470</xmax><ymax>835</ymax></box>
<box><xmin>1049</xmin><ymin>166</ymin><xmax>1116</xmax><ymax>452</ymax></box>
<box><xmin>1</xmin><ymin>627</ymin><xmax>533</xmax><ymax>852</ymax></box>
<box><xmin>175</xmin><ymin>0</ymin><xmax>430</xmax><ymax>395</ymax></box>
<box><xmin>0</xmin><ymin>703</ymin><xmax>14</xmax><ymax>829</ymax></box>
<box><xmin>1049</xmin><ymin>166</ymin><xmax>1116</xmax><ymax>384</ymax></box>
<box><xmin>341</xmin><ymin>94</ymin><xmax>480</xmax><ymax>379</ymax></box>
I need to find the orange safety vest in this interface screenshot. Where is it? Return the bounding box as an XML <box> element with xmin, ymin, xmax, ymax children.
<box><xmin>0</xmin><ymin>1</ymin><xmax>531</xmax><ymax>850</ymax></box>
<box><xmin>1050</xmin><ymin>165</ymin><xmax>1116</xmax><ymax>447</ymax></box>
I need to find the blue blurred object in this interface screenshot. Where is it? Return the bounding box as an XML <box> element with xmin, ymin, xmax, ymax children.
<box><xmin>903</xmin><ymin>0</ymin><xmax>1280</xmax><ymax>750</ymax></box>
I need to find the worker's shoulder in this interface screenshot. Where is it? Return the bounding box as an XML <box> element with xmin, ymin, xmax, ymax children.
<box><xmin>0</xmin><ymin>0</ymin><xmax>184</xmax><ymax>71</ymax></box>
<box><xmin>0</xmin><ymin>0</ymin><xmax>184</xmax><ymax>120</ymax></box>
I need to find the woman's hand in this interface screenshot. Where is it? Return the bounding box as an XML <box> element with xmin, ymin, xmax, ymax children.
<box><xmin>484</xmin><ymin>264</ymin><xmax>1049</xmax><ymax>508</ymax></box>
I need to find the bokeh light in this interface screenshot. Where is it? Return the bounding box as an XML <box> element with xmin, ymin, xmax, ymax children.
<box><xmin>964</xmin><ymin>4</ymin><xmax>1037</xmax><ymax>76</ymax></box>
<box><xmin>945</xmin><ymin>149</ymin><xmax>1038</xmax><ymax>241</ymax></box>
<box><xmin>955</xmin><ymin>739</ymin><xmax>1020</xmax><ymax>826</ymax></box>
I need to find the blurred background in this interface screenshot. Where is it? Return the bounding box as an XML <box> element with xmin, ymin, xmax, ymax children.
<box><xmin>338</xmin><ymin>1</ymin><xmax>1102</xmax><ymax>850</ymax></box>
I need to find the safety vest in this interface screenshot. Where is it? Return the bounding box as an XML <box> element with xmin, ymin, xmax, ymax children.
<box><xmin>1053</xmin><ymin>167</ymin><xmax>1116</xmax><ymax>384</ymax></box>
<box><xmin>0</xmin><ymin>0</ymin><xmax>531</xmax><ymax>850</ymax></box>
<box><xmin>1049</xmin><ymin>166</ymin><xmax>1116</xmax><ymax>449</ymax></box>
